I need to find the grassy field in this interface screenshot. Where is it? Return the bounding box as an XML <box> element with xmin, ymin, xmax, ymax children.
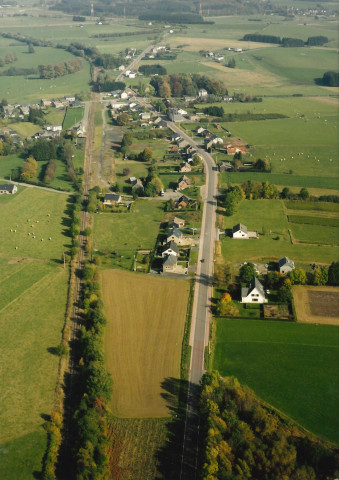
<box><xmin>62</xmin><ymin>106</ymin><xmax>84</xmax><ymax>130</ymax></box>
<box><xmin>220</xmin><ymin>199</ymin><xmax>339</xmax><ymax>264</ymax></box>
<box><xmin>101</xmin><ymin>270</ymin><xmax>190</xmax><ymax>417</ymax></box>
<box><xmin>219</xmin><ymin>172</ymin><xmax>339</xmax><ymax>191</ymax></box>
<box><xmin>212</xmin><ymin>318</ymin><xmax>339</xmax><ymax>443</ymax></box>
<box><xmin>0</xmin><ymin>188</ymin><xmax>71</xmax><ymax>260</ymax></box>
<box><xmin>290</xmin><ymin>223</ymin><xmax>339</xmax><ymax>245</ymax></box>
<box><xmin>0</xmin><ymin>187</ymin><xmax>70</xmax><ymax>479</ymax></box>
<box><xmin>93</xmin><ymin>199</ymin><xmax>165</xmax><ymax>269</ymax></box>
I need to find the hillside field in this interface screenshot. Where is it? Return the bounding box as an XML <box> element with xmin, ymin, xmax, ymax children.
<box><xmin>0</xmin><ymin>188</ymin><xmax>70</xmax><ymax>479</ymax></box>
<box><xmin>212</xmin><ymin>318</ymin><xmax>339</xmax><ymax>444</ymax></box>
<box><xmin>101</xmin><ymin>269</ymin><xmax>190</xmax><ymax>417</ymax></box>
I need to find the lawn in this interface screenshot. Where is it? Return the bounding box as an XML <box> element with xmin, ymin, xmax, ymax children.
<box><xmin>290</xmin><ymin>223</ymin><xmax>339</xmax><ymax>245</ymax></box>
<box><xmin>101</xmin><ymin>270</ymin><xmax>190</xmax><ymax>417</ymax></box>
<box><xmin>0</xmin><ymin>188</ymin><xmax>71</xmax><ymax>260</ymax></box>
<box><xmin>93</xmin><ymin>199</ymin><xmax>165</xmax><ymax>269</ymax></box>
<box><xmin>212</xmin><ymin>318</ymin><xmax>339</xmax><ymax>443</ymax></box>
<box><xmin>0</xmin><ymin>154</ymin><xmax>25</xmax><ymax>179</ymax></box>
<box><xmin>220</xmin><ymin>199</ymin><xmax>339</xmax><ymax>264</ymax></box>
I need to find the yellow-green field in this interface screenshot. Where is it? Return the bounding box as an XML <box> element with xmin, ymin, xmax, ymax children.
<box><xmin>101</xmin><ymin>269</ymin><xmax>190</xmax><ymax>417</ymax></box>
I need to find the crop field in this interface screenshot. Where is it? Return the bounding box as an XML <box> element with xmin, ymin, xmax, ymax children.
<box><xmin>212</xmin><ymin>318</ymin><xmax>339</xmax><ymax>443</ymax></box>
<box><xmin>93</xmin><ymin>200</ymin><xmax>165</xmax><ymax>269</ymax></box>
<box><xmin>107</xmin><ymin>417</ymin><xmax>168</xmax><ymax>480</ymax></box>
<box><xmin>101</xmin><ymin>270</ymin><xmax>190</xmax><ymax>417</ymax></box>
<box><xmin>0</xmin><ymin>187</ymin><xmax>70</xmax><ymax>479</ymax></box>
<box><xmin>220</xmin><ymin>199</ymin><xmax>339</xmax><ymax>265</ymax></box>
<box><xmin>0</xmin><ymin>188</ymin><xmax>71</xmax><ymax>260</ymax></box>
<box><xmin>293</xmin><ymin>286</ymin><xmax>339</xmax><ymax>326</ymax></box>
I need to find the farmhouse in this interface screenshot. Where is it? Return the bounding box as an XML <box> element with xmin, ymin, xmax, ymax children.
<box><xmin>140</xmin><ymin>112</ymin><xmax>151</xmax><ymax>120</ymax></box>
<box><xmin>175</xmin><ymin>195</ymin><xmax>197</xmax><ymax>209</ymax></box>
<box><xmin>0</xmin><ymin>184</ymin><xmax>17</xmax><ymax>194</ymax></box>
<box><xmin>177</xmin><ymin>175</ymin><xmax>191</xmax><ymax>191</ymax></box>
<box><xmin>103</xmin><ymin>193</ymin><xmax>122</xmax><ymax>206</ymax></box>
<box><xmin>232</xmin><ymin>224</ymin><xmax>258</xmax><ymax>239</ymax></box>
<box><xmin>166</xmin><ymin>227</ymin><xmax>183</xmax><ymax>245</ymax></box>
<box><xmin>226</xmin><ymin>144</ymin><xmax>248</xmax><ymax>155</ymax></box>
<box><xmin>162</xmin><ymin>240</ymin><xmax>179</xmax><ymax>257</ymax></box>
<box><xmin>241</xmin><ymin>278</ymin><xmax>267</xmax><ymax>304</ymax></box>
<box><xmin>162</xmin><ymin>254</ymin><xmax>177</xmax><ymax>272</ymax></box>
<box><xmin>278</xmin><ymin>257</ymin><xmax>295</xmax><ymax>274</ymax></box>
<box><xmin>131</xmin><ymin>178</ymin><xmax>144</xmax><ymax>193</ymax></box>
<box><xmin>168</xmin><ymin>109</ymin><xmax>185</xmax><ymax>123</ymax></box>
<box><xmin>168</xmin><ymin>217</ymin><xmax>185</xmax><ymax>228</ymax></box>
<box><xmin>170</xmin><ymin>133</ymin><xmax>181</xmax><ymax>142</ymax></box>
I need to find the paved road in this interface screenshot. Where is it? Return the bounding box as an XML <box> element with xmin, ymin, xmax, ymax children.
<box><xmin>116</xmin><ymin>44</ymin><xmax>155</xmax><ymax>82</ymax></box>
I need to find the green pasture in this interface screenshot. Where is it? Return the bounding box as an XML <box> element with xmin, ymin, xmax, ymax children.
<box><xmin>0</xmin><ymin>121</ymin><xmax>40</xmax><ymax>137</ymax></box>
<box><xmin>93</xmin><ymin>199</ymin><xmax>165</xmax><ymax>268</ymax></box>
<box><xmin>62</xmin><ymin>107</ymin><xmax>84</xmax><ymax>130</ymax></box>
<box><xmin>0</xmin><ymin>188</ymin><xmax>71</xmax><ymax>260</ymax></box>
<box><xmin>285</xmin><ymin>201</ymin><xmax>339</xmax><ymax>212</ymax></box>
<box><xmin>220</xmin><ymin>199</ymin><xmax>339</xmax><ymax>264</ymax></box>
<box><xmin>0</xmin><ymin>61</ymin><xmax>91</xmax><ymax>103</ymax></box>
<box><xmin>0</xmin><ymin>263</ymin><xmax>68</xmax><ymax>479</ymax></box>
<box><xmin>219</xmin><ymin>172</ymin><xmax>339</xmax><ymax>191</ymax></box>
<box><xmin>212</xmin><ymin>318</ymin><xmax>339</xmax><ymax>443</ymax></box>
<box><xmin>226</xmin><ymin>116</ymin><xmax>339</xmax><ymax>177</ymax></box>
<box><xmin>288</xmin><ymin>215</ymin><xmax>339</xmax><ymax>228</ymax></box>
<box><xmin>37</xmin><ymin>158</ymin><xmax>73</xmax><ymax>191</ymax></box>
<box><xmin>290</xmin><ymin>223</ymin><xmax>339</xmax><ymax>245</ymax></box>
<box><xmin>0</xmin><ymin>154</ymin><xmax>25</xmax><ymax>179</ymax></box>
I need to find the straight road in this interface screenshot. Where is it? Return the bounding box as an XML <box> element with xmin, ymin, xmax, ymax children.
<box><xmin>116</xmin><ymin>44</ymin><xmax>155</xmax><ymax>82</ymax></box>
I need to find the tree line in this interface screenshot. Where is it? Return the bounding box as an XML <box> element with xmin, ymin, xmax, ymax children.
<box><xmin>139</xmin><ymin>64</ymin><xmax>167</xmax><ymax>76</ymax></box>
<box><xmin>0</xmin><ymin>51</ymin><xmax>17</xmax><ymax>67</ymax></box>
<box><xmin>199</xmin><ymin>372</ymin><xmax>337</xmax><ymax>479</ymax></box>
<box><xmin>243</xmin><ymin>33</ymin><xmax>329</xmax><ymax>47</ymax></box>
<box><xmin>138</xmin><ymin>12</ymin><xmax>213</xmax><ymax>24</ymax></box>
<box><xmin>150</xmin><ymin>73</ymin><xmax>228</xmax><ymax>98</ymax></box>
<box><xmin>38</xmin><ymin>58</ymin><xmax>82</xmax><ymax>79</ymax></box>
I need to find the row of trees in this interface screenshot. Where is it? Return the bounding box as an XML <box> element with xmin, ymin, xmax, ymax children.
<box><xmin>150</xmin><ymin>73</ymin><xmax>228</xmax><ymax>98</ymax></box>
<box><xmin>138</xmin><ymin>12</ymin><xmax>211</xmax><ymax>24</ymax></box>
<box><xmin>139</xmin><ymin>64</ymin><xmax>167</xmax><ymax>76</ymax></box>
<box><xmin>243</xmin><ymin>33</ymin><xmax>328</xmax><ymax>47</ymax></box>
<box><xmin>200</xmin><ymin>372</ymin><xmax>337</xmax><ymax>479</ymax></box>
<box><xmin>73</xmin><ymin>263</ymin><xmax>113</xmax><ymax>479</ymax></box>
<box><xmin>38</xmin><ymin>58</ymin><xmax>82</xmax><ymax>79</ymax></box>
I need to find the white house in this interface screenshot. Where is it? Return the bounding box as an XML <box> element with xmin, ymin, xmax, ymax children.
<box><xmin>0</xmin><ymin>184</ymin><xmax>17</xmax><ymax>194</ymax></box>
<box><xmin>232</xmin><ymin>224</ymin><xmax>248</xmax><ymax>239</ymax></box>
<box><xmin>120</xmin><ymin>91</ymin><xmax>129</xmax><ymax>99</ymax></box>
<box><xmin>241</xmin><ymin>278</ymin><xmax>267</xmax><ymax>303</ymax></box>
<box><xmin>177</xmin><ymin>108</ymin><xmax>187</xmax><ymax>115</ymax></box>
<box><xmin>278</xmin><ymin>257</ymin><xmax>295</xmax><ymax>274</ymax></box>
<box><xmin>118</xmin><ymin>65</ymin><xmax>125</xmax><ymax>71</ymax></box>
<box><xmin>161</xmin><ymin>240</ymin><xmax>179</xmax><ymax>257</ymax></box>
<box><xmin>198</xmin><ymin>89</ymin><xmax>208</xmax><ymax>98</ymax></box>
<box><xmin>103</xmin><ymin>193</ymin><xmax>121</xmax><ymax>206</ymax></box>
<box><xmin>45</xmin><ymin>125</ymin><xmax>62</xmax><ymax>132</ymax></box>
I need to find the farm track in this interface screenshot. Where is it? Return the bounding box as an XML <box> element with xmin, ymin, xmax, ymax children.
<box><xmin>58</xmin><ymin>99</ymin><xmax>95</xmax><ymax>477</ymax></box>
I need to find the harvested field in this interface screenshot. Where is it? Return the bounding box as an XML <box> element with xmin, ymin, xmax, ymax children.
<box><xmin>101</xmin><ymin>270</ymin><xmax>190</xmax><ymax>417</ymax></box>
<box><xmin>293</xmin><ymin>286</ymin><xmax>339</xmax><ymax>325</ymax></box>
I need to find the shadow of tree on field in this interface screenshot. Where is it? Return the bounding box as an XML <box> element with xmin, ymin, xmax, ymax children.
<box><xmin>155</xmin><ymin>377</ymin><xmax>202</xmax><ymax>480</ymax></box>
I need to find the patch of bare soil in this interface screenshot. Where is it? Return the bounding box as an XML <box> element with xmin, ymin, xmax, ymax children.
<box><xmin>293</xmin><ymin>286</ymin><xmax>339</xmax><ymax>325</ymax></box>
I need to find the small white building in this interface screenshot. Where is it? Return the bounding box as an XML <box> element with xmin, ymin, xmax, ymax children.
<box><xmin>241</xmin><ymin>278</ymin><xmax>267</xmax><ymax>303</ymax></box>
<box><xmin>0</xmin><ymin>184</ymin><xmax>17</xmax><ymax>194</ymax></box>
<box><xmin>198</xmin><ymin>89</ymin><xmax>208</xmax><ymax>98</ymax></box>
<box><xmin>162</xmin><ymin>240</ymin><xmax>179</xmax><ymax>257</ymax></box>
<box><xmin>278</xmin><ymin>257</ymin><xmax>295</xmax><ymax>274</ymax></box>
<box><xmin>120</xmin><ymin>91</ymin><xmax>129</xmax><ymax>99</ymax></box>
<box><xmin>232</xmin><ymin>224</ymin><xmax>248</xmax><ymax>239</ymax></box>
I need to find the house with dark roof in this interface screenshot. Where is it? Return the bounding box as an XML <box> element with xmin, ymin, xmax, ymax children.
<box><xmin>177</xmin><ymin>175</ymin><xmax>191</xmax><ymax>191</ymax></box>
<box><xmin>103</xmin><ymin>193</ymin><xmax>122</xmax><ymax>206</ymax></box>
<box><xmin>166</xmin><ymin>227</ymin><xmax>183</xmax><ymax>245</ymax></box>
<box><xmin>0</xmin><ymin>184</ymin><xmax>17</xmax><ymax>194</ymax></box>
<box><xmin>241</xmin><ymin>278</ymin><xmax>267</xmax><ymax>303</ymax></box>
<box><xmin>162</xmin><ymin>240</ymin><xmax>179</xmax><ymax>257</ymax></box>
<box><xmin>168</xmin><ymin>217</ymin><xmax>185</xmax><ymax>229</ymax></box>
<box><xmin>162</xmin><ymin>254</ymin><xmax>178</xmax><ymax>272</ymax></box>
<box><xmin>278</xmin><ymin>257</ymin><xmax>295</xmax><ymax>274</ymax></box>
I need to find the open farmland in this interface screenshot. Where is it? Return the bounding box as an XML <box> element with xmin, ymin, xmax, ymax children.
<box><xmin>220</xmin><ymin>199</ymin><xmax>339</xmax><ymax>265</ymax></box>
<box><xmin>212</xmin><ymin>318</ymin><xmax>339</xmax><ymax>443</ymax></box>
<box><xmin>293</xmin><ymin>286</ymin><xmax>339</xmax><ymax>326</ymax></box>
<box><xmin>101</xmin><ymin>269</ymin><xmax>190</xmax><ymax>417</ymax></box>
<box><xmin>0</xmin><ymin>188</ymin><xmax>70</xmax><ymax>479</ymax></box>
